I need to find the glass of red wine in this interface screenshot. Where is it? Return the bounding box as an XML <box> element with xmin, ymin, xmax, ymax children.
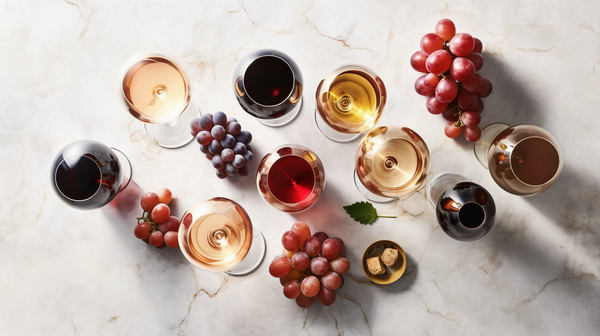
<box><xmin>233</xmin><ymin>49</ymin><xmax>303</xmax><ymax>127</ymax></box>
<box><xmin>50</xmin><ymin>140</ymin><xmax>132</xmax><ymax>210</ymax></box>
<box><xmin>256</xmin><ymin>144</ymin><xmax>325</xmax><ymax>213</ymax></box>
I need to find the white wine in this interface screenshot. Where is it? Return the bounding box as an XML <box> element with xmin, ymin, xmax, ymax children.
<box><xmin>122</xmin><ymin>55</ymin><xmax>190</xmax><ymax>124</ymax></box>
<box><xmin>316</xmin><ymin>67</ymin><xmax>386</xmax><ymax>135</ymax></box>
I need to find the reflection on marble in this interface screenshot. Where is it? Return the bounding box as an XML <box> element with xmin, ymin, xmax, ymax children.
<box><xmin>1</xmin><ymin>0</ymin><xmax>599</xmax><ymax>334</ymax></box>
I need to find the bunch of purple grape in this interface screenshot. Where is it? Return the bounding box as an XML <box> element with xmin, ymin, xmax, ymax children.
<box><xmin>411</xmin><ymin>18</ymin><xmax>493</xmax><ymax>142</ymax></box>
<box><xmin>190</xmin><ymin>111</ymin><xmax>253</xmax><ymax>179</ymax></box>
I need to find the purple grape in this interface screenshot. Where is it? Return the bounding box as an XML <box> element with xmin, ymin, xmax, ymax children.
<box><xmin>221</xmin><ymin>148</ymin><xmax>234</xmax><ymax>162</ymax></box>
<box><xmin>232</xmin><ymin>142</ymin><xmax>246</xmax><ymax>155</ymax></box>
<box><xmin>232</xmin><ymin>154</ymin><xmax>245</xmax><ymax>168</ymax></box>
<box><xmin>226</xmin><ymin>122</ymin><xmax>242</xmax><ymax>136</ymax></box>
<box><xmin>200</xmin><ymin>144</ymin><xmax>210</xmax><ymax>155</ymax></box>
<box><xmin>205</xmin><ymin>154</ymin><xmax>214</xmax><ymax>160</ymax></box>
<box><xmin>220</xmin><ymin>134</ymin><xmax>236</xmax><ymax>148</ymax></box>
<box><xmin>216</xmin><ymin>169</ymin><xmax>227</xmax><ymax>179</ymax></box>
<box><xmin>242</xmin><ymin>150</ymin><xmax>253</xmax><ymax>162</ymax></box>
<box><xmin>213</xmin><ymin>111</ymin><xmax>228</xmax><ymax>126</ymax></box>
<box><xmin>235</xmin><ymin>130</ymin><xmax>252</xmax><ymax>145</ymax></box>
<box><xmin>227</xmin><ymin>117</ymin><xmax>238</xmax><ymax>124</ymax></box>
<box><xmin>198</xmin><ymin>115</ymin><xmax>214</xmax><ymax>131</ymax></box>
<box><xmin>225</xmin><ymin>163</ymin><xmax>237</xmax><ymax>176</ymax></box>
<box><xmin>211</xmin><ymin>125</ymin><xmax>226</xmax><ymax>140</ymax></box>
<box><xmin>196</xmin><ymin>130</ymin><xmax>212</xmax><ymax>146</ymax></box>
<box><xmin>212</xmin><ymin>155</ymin><xmax>225</xmax><ymax>170</ymax></box>
<box><xmin>190</xmin><ymin>118</ymin><xmax>202</xmax><ymax>135</ymax></box>
<box><xmin>245</xmin><ymin>143</ymin><xmax>253</xmax><ymax>152</ymax></box>
<box><xmin>208</xmin><ymin>139</ymin><xmax>223</xmax><ymax>154</ymax></box>
<box><xmin>237</xmin><ymin>163</ymin><xmax>249</xmax><ymax>176</ymax></box>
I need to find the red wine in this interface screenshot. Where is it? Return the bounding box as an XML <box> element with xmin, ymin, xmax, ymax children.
<box><xmin>267</xmin><ymin>155</ymin><xmax>315</xmax><ymax>203</ymax></box>
<box><xmin>245</xmin><ymin>56</ymin><xmax>294</xmax><ymax>106</ymax></box>
<box><xmin>458</xmin><ymin>203</ymin><xmax>485</xmax><ymax>229</ymax></box>
<box><xmin>511</xmin><ymin>137</ymin><xmax>560</xmax><ymax>185</ymax></box>
<box><xmin>55</xmin><ymin>156</ymin><xmax>102</xmax><ymax>200</ymax></box>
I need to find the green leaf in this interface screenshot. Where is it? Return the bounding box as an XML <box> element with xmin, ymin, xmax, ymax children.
<box><xmin>343</xmin><ymin>201</ymin><xmax>396</xmax><ymax>225</ymax></box>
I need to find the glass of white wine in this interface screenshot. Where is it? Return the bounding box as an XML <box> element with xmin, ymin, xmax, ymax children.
<box><xmin>178</xmin><ymin>197</ymin><xmax>265</xmax><ymax>275</ymax></box>
<box><xmin>315</xmin><ymin>65</ymin><xmax>386</xmax><ymax>142</ymax></box>
<box><xmin>121</xmin><ymin>52</ymin><xmax>201</xmax><ymax>148</ymax></box>
<box><xmin>355</xmin><ymin>126</ymin><xmax>430</xmax><ymax>202</ymax></box>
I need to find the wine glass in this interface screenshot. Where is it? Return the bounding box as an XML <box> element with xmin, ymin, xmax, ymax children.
<box><xmin>121</xmin><ymin>52</ymin><xmax>201</xmax><ymax>148</ymax></box>
<box><xmin>178</xmin><ymin>197</ymin><xmax>265</xmax><ymax>275</ymax></box>
<box><xmin>233</xmin><ymin>49</ymin><xmax>303</xmax><ymax>127</ymax></box>
<box><xmin>50</xmin><ymin>139</ymin><xmax>132</xmax><ymax>210</ymax></box>
<box><xmin>315</xmin><ymin>65</ymin><xmax>387</xmax><ymax>142</ymax></box>
<box><xmin>355</xmin><ymin>126</ymin><xmax>430</xmax><ymax>202</ymax></box>
<box><xmin>473</xmin><ymin>123</ymin><xmax>563</xmax><ymax>196</ymax></box>
<box><xmin>427</xmin><ymin>173</ymin><xmax>496</xmax><ymax>241</ymax></box>
<box><xmin>256</xmin><ymin>144</ymin><xmax>325</xmax><ymax>213</ymax></box>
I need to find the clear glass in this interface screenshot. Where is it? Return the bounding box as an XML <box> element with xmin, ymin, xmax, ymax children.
<box><xmin>354</xmin><ymin>126</ymin><xmax>430</xmax><ymax>202</ymax></box>
<box><xmin>426</xmin><ymin>173</ymin><xmax>470</xmax><ymax>208</ymax></box>
<box><xmin>315</xmin><ymin>65</ymin><xmax>387</xmax><ymax>142</ymax></box>
<box><xmin>256</xmin><ymin>144</ymin><xmax>325</xmax><ymax>213</ymax></box>
<box><xmin>474</xmin><ymin>123</ymin><xmax>563</xmax><ymax>196</ymax></box>
<box><xmin>178</xmin><ymin>197</ymin><xmax>265</xmax><ymax>275</ymax></box>
<box><xmin>233</xmin><ymin>49</ymin><xmax>303</xmax><ymax>127</ymax></box>
<box><xmin>121</xmin><ymin>52</ymin><xmax>201</xmax><ymax>148</ymax></box>
<box><xmin>50</xmin><ymin>139</ymin><xmax>132</xmax><ymax>210</ymax></box>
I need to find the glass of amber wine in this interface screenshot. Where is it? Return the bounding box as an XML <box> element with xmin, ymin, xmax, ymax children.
<box><xmin>355</xmin><ymin>126</ymin><xmax>430</xmax><ymax>202</ymax></box>
<box><xmin>233</xmin><ymin>49</ymin><xmax>303</xmax><ymax>127</ymax></box>
<box><xmin>315</xmin><ymin>65</ymin><xmax>387</xmax><ymax>142</ymax></box>
<box><xmin>121</xmin><ymin>52</ymin><xmax>201</xmax><ymax>148</ymax></box>
<box><xmin>474</xmin><ymin>123</ymin><xmax>563</xmax><ymax>196</ymax></box>
<box><xmin>257</xmin><ymin>144</ymin><xmax>326</xmax><ymax>213</ymax></box>
<box><xmin>178</xmin><ymin>197</ymin><xmax>265</xmax><ymax>275</ymax></box>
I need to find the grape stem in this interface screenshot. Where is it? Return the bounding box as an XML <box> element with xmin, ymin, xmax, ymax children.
<box><xmin>137</xmin><ymin>211</ymin><xmax>160</xmax><ymax>232</ymax></box>
<box><xmin>378</xmin><ymin>215</ymin><xmax>397</xmax><ymax>218</ymax></box>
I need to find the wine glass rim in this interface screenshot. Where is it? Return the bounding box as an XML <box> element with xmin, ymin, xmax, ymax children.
<box><xmin>54</xmin><ymin>156</ymin><xmax>103</xmax><ymax>203</ymax></box>
<box><xmin>242</xmin><ymin>54</ymin><xmax>296</xmax><ymax>107</ymax></box>
<box><xmin>509</xmin><ymin>135</ymin><xmax>561</xmax><ymax>187</ymax></box>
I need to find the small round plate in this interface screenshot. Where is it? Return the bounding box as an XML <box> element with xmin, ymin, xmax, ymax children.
<box><xmin>362</xmin><ymin>240</ymin><xmax>407</xmax><ymax>285</ymax></box>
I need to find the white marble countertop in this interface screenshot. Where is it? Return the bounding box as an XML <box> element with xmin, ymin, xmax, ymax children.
<box><xmin>2</xmin><ymin>0</ymin><xmax>599</xmax><ymax>334</ymax></box>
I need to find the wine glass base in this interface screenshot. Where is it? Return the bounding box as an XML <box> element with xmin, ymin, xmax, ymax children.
<box><xmin>314</xmin><ymin>108</ymin><xmax>362</xmax><ymax>142</ymax></box>
<box><xmin>256</xmin><ymin>99</ymin><xmax>302</xmax><ymax>127</ymax></box>
<box><xmin>426</xmin><ymin>173</ymin><xmax>470</xmax><ymax>209</ymax></box>
<box><xmin>144</xmin><ymin>103</ymin><xmax>201</xmax><ymax>148</ymax></box>
<box><xmin>473</xmin><ymin>123</ymin><xmax>510</xmax><ymax>168</ymax></box>
<box><xmin>226</xmin><ymin>226</ymin><xmax>266</xmax><ymax>276</ymax></box>
<box><xmin>353</xmin><ymin>170</ymin><xmax>398</xmax><ymax>203</ymax></box>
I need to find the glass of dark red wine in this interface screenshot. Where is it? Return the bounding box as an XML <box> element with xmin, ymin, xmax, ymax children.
<box><xmin>256</xmin><ymin>144</ymin><xmax>325</xmax><ymax>213</ymax></box>
<box><xmin>233</xmin><ymin>49</ymin><xmax>303</xmax><ymax>127</ymax></box>
<box><xmin>50</xmin><ymin>140</ymin><xmax>132</xmax><ymax>210</ymax></box>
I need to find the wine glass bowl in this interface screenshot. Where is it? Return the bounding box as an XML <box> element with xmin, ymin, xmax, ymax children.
<box><xmin>121</xmin><ymin>52</ymin><xmax>200</xmax><ymax>148</ymax></box>
<box><xmin>256</xmin><ymin>144</ymin><xmax>325</xmax><ymax>213</ymax></box>
<box><xmin>178</xmin><ymin>197</ymin><xmax>265</xmax><ymax>275</ymax></box>
<box><xmin>233</xmin><ymin>49</ymin><xmax>303</xmax><ymax>127</ymax></box>
<box><xmin>474</xmin><ymin>123</ymin><xmax>563</xmax><ymax>196</ymax></box>
<box><xmin>315</xmin><ymin>65</ymin><xmax>387</xmax><ymax>142</ymax></box>
<box><xmin>50</xmin><ymin>139</ymin><xmax>132</xmax><ymax>210</ymax></box>
<box><xmin>355</xmin><ymin>126</ymin><xmax>430</xmax><ymax>202</ymax></box>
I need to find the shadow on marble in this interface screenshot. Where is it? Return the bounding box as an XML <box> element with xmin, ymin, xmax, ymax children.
<box><xmin>107</xmin><ymin>178</ymin><xmax>145</xmax><ymax>215</ymax></box>
<box><xmin>380</xmin><ymin>251</ymin><xmax>418</xmax><ymax>293</ymax></box>
<box><xmin>291</xmin><ymin>180</ymin><xmax>345</xmax><ymax>231</ymax></box>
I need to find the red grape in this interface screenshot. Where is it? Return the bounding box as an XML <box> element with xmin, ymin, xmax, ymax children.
<box><xmin>435</xmin><ymin>77</ymin><xmax>459</xmax><ymax>103</ymax></box>
<box><xmin>444</xmin><ymin>121</ymin><xmax>462</xmax><ymax>138</ymax></box>
<box><xmin>331</xmin><ymin>237</ymin><xmax>345</xmax><ymax>252</ymax></box>
<box><xmin>301</xmin><ymin>275</ymin><xmax>320</xmax><ymax>297</ymax></box>
<box><xmin>472</xmin><ymin>37</ymin><xmax>483</xmax><ymax>53</ymax></box>
<box><xmin>282</xmin><ymin>248</ymin><xmax>296</xmax><ymax>259</ymax></box>
<box><xmin>151</xmin><ymin>204</ymin><xmax>170</xmax><ymax>223</ymax></box>
<box><xmin>462</xmin><ymin>73</ymin><xmax>484</xmax><ymax>93</ymax></box>
<box><xmin>296</xmin><ymin>293</ymin><xmax>314</xmax><ymax>308</ymax></box>
<box><xmin>149</xmin><ymin>231</ymin><xmax>164</xmax><ymax>247</ymax></box>
<box><xmin>461</xmin><ymin>111</ymin><xmax>482</xmax><ymax>127</ymax></box>
<box><xmin>449</xmin><ymin>33</ymin><xmax>475</xmax><ymax>56</ymax></box>
<box><xmin>156</xmin><ymin>188</ymin><xmax>172</xmax><ymax>204</ymax></box>
<box><xmin>291</xmin><ymin>222</ymin><xmax>311</xmax><ymax>247</ymax></box>
<box><xmin>414</xmin><ymin>75</ymin><xmax>436</xmax><ymax>96</ymax></box>
<box><xmin>426</xmin><ymin>95</ymin><xmax>448</xmax><ymax>115</ymax></box>
<box><xmin>164</xmin><ymin>231</ymin><xmax>178</xmax><ymax>248</ymax></box>
<box><xmin>316</xmin><ymin>287</ymin><xmax>336</xmax><ymax>306</ymax></box>
<box><xmin>476</xmin><ymin>98</ymin><xmax>484</xmax><ymax>113</ymax></box>
<box><xmin>321</xmin><ymin>239</ymin><xmax>341</xmax><ymax>260</ymax></box>
<box><xmin>283</xmin><ymin>280</ymin><xmax>301</xmax><ymax>299</ymax></box>
<box><xmin>465</xmin><ymin>52</ymin><xmax>484</xmax><ymax>71</ymax></box>
<box><xmin>291</xmin><ymin>252</ymin><xmax>310</xmax><ymax>272</ymax></box>
<box><xmin>310</xmin><ymin>256</ymin><xmax>329</xmax><ymax>276</ymax></box>
<box><xmin>158</xmin><ymin>216</ymin><xmax>180</xmax><ymax>233</ymax></box>
<box><xmin>312</xmin><ymin>232</ymin><xmax>329</xmax><ymax>244</ymax></box>
<box><xmin>434</xmin><ymin>18</ymin><xmax>456</xmax><ymax>42</ymax></box>
<box><xmin>449</xmin><ymin>57</ymin><xmax>476</xmax><ymax>83</ymax></box>
<box><xmin>134</xmin><ymin>222</ymin><xmax>152</xmax><ymax>240</ymax></box>
<box><xmin>477</xmin><ymin>78</ymin><xmax>493</xmax><ymax>98</ymax></box>
<box><xmin>321</xmin><ymin>271</ymin><xmax>342</xmax><ymax>291</ymax></box>
<box><xmin>423</xmin><ymin>73</ymin><xmax>440</xmax><ymax>88</ymax></box>
<box><xmin>269</xmin><ymin>256</ymin><xmax>292</xmax><ymax>278</ymax></box>
<box><xmin>140</xmin><ymin>192</ymin><xmax>160</xmax><ymax>212</ymax></box>
<box><xmin>410</xmin><ymin>51</ymin><xmax>428</xmax><ymax>73</ymax></box>
<box><xmin>420</xmin><ymin>33</ymin><xmax>444</xmax><ymax>55</ymax></box>
<box><xmin>442</xmin><ymin>106</ymin><xmax>459</xmax><ymax>121</ymax></box>
<box><xmin>463</xmin><ymin>126</ymin><xmax>482</xmax><ymax>142</ymax></box>
<box><xmin>282</xmin><ymin>230</ymin><xmax>301</xmax><ymax>252</ymax></box>
<box><xmin>425</xmin><ymin>50</ymin><xmax>452</xmax><ymax>75</ymax></box>
<box><xmin>302</xmin><ymin>236</ymin><xmax>321</xmax><ymax>257</ymax></box>
<box><xmin>279</xmin><ymin>269</ymin><xmax>305</xmax><ymax>286</ymax></box>
<box><xmin>329</xmin><ymin>256</ymin><xmax>350</xmax><ymax>274</ymax></box>
<box><xmin>457</xmin><ymin>90</ymin><xmax>479</xmax><ymax>111</ymax></box>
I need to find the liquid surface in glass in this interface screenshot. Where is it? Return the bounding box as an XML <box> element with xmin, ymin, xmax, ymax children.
<box><xmin>369</xmin><ymin>138</ymin><xmax>422</xmax><ymax>189</ymax></box>
<box><xmin>327</xmin><ymin>71</ymin><xmax>378</xmax><ymax>125</ymax></box>
<box><xmin>267</xmin><ymin>155</ymin><xmax>315</xmax><ymax>203</ymax></box>
<box><xmin>55</xmin><ymin>156</ymin><xmax>101</xmax><ymax>201</ymax></box>
<box><xmin>511</xmin><ymin>137</ymin><xmax>560</xmax><ymax>185</ymax></box>
<box><xmin>244</xmin><ymin>56</ymin><xmax>294</xmax><ymax>106</ymax></box>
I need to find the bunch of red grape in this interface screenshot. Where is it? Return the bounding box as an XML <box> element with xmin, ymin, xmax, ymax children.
<box><xmin>134</xmin><ymin>188</ymin><xmax>180</xmax><ymax>249</ymax></box>
<box><xmin>190</xmin><ymin>111</ymin><xmax>254</xmax><ymax>179</ymax></box>
<box><xmin>269</xmin><ymin>222</ymin><xmax>350</xmax><ymax>308</ymax></box>
<box><xmin>411</xmin><ymin>18</ymin><xmax>493</xmax><ymax>142</ymax></box>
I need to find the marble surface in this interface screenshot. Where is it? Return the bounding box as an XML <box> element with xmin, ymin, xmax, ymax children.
<box><xmin>1</xmin><ymin>0</ymin><xmax>600</xmax><ymax>334</ymax></box>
